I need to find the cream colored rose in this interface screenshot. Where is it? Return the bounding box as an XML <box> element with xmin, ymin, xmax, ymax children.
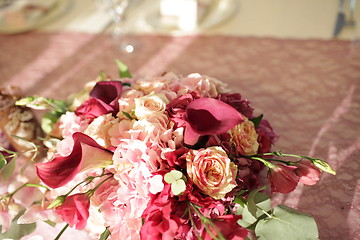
<box><xmin>186</xmin><ymin>146</ymin><xmax>238</xmax><ymax>200</ymax></box>
<box><xmin>134</xmin><ymin>93</ymin><xmax>169</xmax><ymax>119</ymax></box>
<box><xmin>229</xmin><ymin>118</ymin><xmax>259</xmax><ymax>156</ymax></box>
<box><xmin>84</xmin><ymin>113</ymin><xmax>119</xmax><ymax>148</ymax></box>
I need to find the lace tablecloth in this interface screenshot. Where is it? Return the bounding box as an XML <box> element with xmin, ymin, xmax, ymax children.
<box><xmin>0</xmin><ymin>32</ymin><xmax>359</xmax><ymax>239</ymax></box>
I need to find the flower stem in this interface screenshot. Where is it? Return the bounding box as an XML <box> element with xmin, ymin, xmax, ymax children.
<box><xmin>54</xmin><ymin>224</ymin><xmax>69</xmax><ymax>240</ymax></box>
<box><xmin>0</xmin><ymin>183</ymin><xmax>49</xmax><ymax>201</ymax></box>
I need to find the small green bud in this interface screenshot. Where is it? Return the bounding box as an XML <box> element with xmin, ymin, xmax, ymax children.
<box><xmin>47</xmin><ymin>195</ymin><xmax>66</xmax><ymax>209</ymax></box>
<box><xmin>312</xmin><ymin>159</ymin><xmax>336</xmax><ymax>175</ymax></box>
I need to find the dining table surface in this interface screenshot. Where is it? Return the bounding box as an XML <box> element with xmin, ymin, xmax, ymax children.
<box><xmin>1</xmin><ymin>0</ymin><xmax>360</xmax><ymax>239</ymax></box>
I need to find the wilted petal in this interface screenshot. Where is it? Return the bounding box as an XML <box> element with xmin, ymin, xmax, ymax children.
<box><xmin>36</xmin><ymin>132</ymin><xmax>113</xmax><ymax>188</ymax></box>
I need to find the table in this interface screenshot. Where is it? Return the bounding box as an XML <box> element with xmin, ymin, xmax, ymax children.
<box><xmin>0</xmin><ymin>31</ymin><xmax>359</xmax><ymax>239</ymax></box>
<box><xmin>1</xmin><ymin>0</ymin><xmax>360</xmax><ymax>238</ymax></box>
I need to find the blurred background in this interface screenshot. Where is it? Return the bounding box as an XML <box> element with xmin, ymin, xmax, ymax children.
<box><xmin>0</xmin><ymin>0</ymin><xmax>359</xmax><ymax>38</ymax></box>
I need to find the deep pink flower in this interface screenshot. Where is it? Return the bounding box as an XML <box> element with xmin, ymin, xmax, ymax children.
<box><xmin>75</xmin><ymin>80</ymin><xmax>122</xmax><ymax>119</ymax></box>
<box><xmin>294</xmin><ymin>159</ymin><xmax>321</xmax><ymax>185</ymax></box>
<box><xmin>141</xmin><ymin>184</ymin><xmax>188</xmax><ymax>240</ymax></box>
<box><xmin>182</xmin><ymin>98</ymin><xmax>243</xmax><ymax>146</ymax></box>
<box><xmin>201</xmin><ymin>215</ymin><xmax>248</xmax><ymax>240</ymax></box>
<box><xmin>267</xmin><ymin>164</ymin><xmax>299</xmax><ymax>193</ymax></box>
<box><xmin>36</xmin><ymin>132</ymin><xmax>113</xmax><ymax>188</ymax></box>
<box><xmin>55</xmin><ymin>193</ymin><xmax>90</xmax><ymax>230</ymax></box>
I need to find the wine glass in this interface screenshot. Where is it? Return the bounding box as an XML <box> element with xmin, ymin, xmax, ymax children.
<box><xmin>95</xmin><ymin>0</ymin><xmax>137</xmax><ymax>53</ymax></box>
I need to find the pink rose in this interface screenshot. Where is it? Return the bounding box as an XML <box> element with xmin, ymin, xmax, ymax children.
<box><xmin>186</xmin><ymin>147</ymin><xmax>238</xmax><ymax>199</ymax></box>
<box><xmin>55</xmin><ymin>193</ymin><xmax>90</xmax><ymax>230</ymax></box>
<box><xmin>267</xmin><ymin>164</ymin><xmax>299</xmax><ymax>193</ymax></box>
<box><xmin>294</xmin><ymin>159</ymin><xmax>321</xmax><ymax>185</ymax></box>
<box><xmin>36</xmin><ymin>132</ymin><xmax>113</xmax><ymax>188</ymax></box>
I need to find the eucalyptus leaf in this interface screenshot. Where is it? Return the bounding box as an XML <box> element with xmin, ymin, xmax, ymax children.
<box><xmin>237</xmin><ymin>192</ymin><xmax>271</xmax><ymax>228</ymax></box>
<box><xmin>115</xmin><ymin>59</ymin><xmax>132</xmax><ymax>78</ymax></box>
<box><xmin>247</xmin><ymin>187</ymin><xmax>267</xmax><ymax>218</ymax></box>
<box><xmin>255</xmin><ymin>205</ymin><xmax>319</xmax><ymax>240</ymax></box>
<box><xmin>0</xmin><ymin>210</ymin><xmax>36</xmax><ymax>239</ymax></box>
<box><xmin>1</xmin><ymin>157</ymin><xmax>16</xmax><ymax>181</ymax></box>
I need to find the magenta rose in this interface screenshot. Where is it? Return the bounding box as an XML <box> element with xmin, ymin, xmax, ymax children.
<box><xmin>75</xmin><ymin>80</ymin><xmax>122</xmax><ymax>119</ymax></box>
<box><xmin>36</xmin><ymin>132</ymin><xmax>113</xmax><ymax>188</ymax></box>
<box><xmin>55</xmin><ymin>193</ymin><xmax>90</xmax><ymax>230</ymax></box>
<box><xmin>267</xmin><ymin>164</ymin><xmax>299</xmax><ymax>193</ymax></box>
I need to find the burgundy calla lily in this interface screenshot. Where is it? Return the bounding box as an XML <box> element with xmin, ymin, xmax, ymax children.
<box><xmin>75</xmin><ymin>80</ymin><xmax>122</xmax><ymax>119</ymax></box>
<box><xmin>184</xmin><ymin>98</ymin><xmax>244</xmax><ymax>145</ymax></box>
<box><xmin>36</xmin><ymin>132</ymin><xmax>113</xmax><ymax>188</ymax></box>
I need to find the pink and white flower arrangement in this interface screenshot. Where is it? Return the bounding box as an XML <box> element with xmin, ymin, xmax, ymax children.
<box><xmin>0</xmin><ymin>62</ymin><xmax>335</xmax><ymax>240</ymax></box>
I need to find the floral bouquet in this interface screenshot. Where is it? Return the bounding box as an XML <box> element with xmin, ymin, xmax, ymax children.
<box><xmin>0</xmin><ymin>61</ymin><xmax>335</xmax><ymax>240</ymax></box>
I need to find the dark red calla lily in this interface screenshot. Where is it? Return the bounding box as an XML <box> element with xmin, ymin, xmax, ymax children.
<box><xmin>184</xmin><ymin>98</ymin><xmax>244</xmax><ymax>145</ymax></box>
<box><xmin>75</xmin><ymin>80</ymin><xmax>122</xmax><ymax>119</ymax></box>
<box><xmin>36</xmin><ymin>132</ymin><xmax>113</xmax><ymax>188</ymax></box>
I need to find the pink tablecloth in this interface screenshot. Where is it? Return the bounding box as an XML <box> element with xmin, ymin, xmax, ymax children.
<box><xmin>1</xmin><ymin>32</ymin><xmax>360</xmax><ymax>239</ymax></box>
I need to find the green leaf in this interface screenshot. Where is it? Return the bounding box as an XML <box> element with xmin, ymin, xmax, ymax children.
<box><xmin>311</xmin><ymin>159</ymin><xmax>336</xmax><ymax>175</ymax></box>
<box><xmin>115</xmin><ymin>59</ymin><xmax>132</xmax><ymax>78</ymax></box>
<box><xmin>164</xmin><ymin>170</ymin><xmax>183</xmax><ymax>184</ymax></box>
<box><xmin>122</xmin><ymin>111</ymin><xmax>133</xmax><ymax>120</ymax></box>
<box><xmin>250</xmin><ymin>114</ymin><xmax>263</xmax><ymax>128</ymax></box>
<box><xmin>99</xmin><ymin>70</ymin><xmax>107</xmax><ymax>81</ymax></box>
<box><xmin>0</xmin><ymin>153</ymin><xmax>6</xmax><ymax>169</ymax></box>
<box><xmin>1</xmin><ymin>157</ymin><xmax>16</xmax><ymax>181</ymax></box>
<box><xmin>43</xmin><ymin>220</ymin><xmax>57</xmax><ymax>227</ymax></box>
<box><xmin>47</xmin><ymin>195</ymin><xmax>66</xmax><ymax>209</ymax></box>
<box><xmin>255</xmin><ymin>204</ymin><xmax>319</xmax><ymax>240</ymax></box>
<box><xmin>247</xmin><ymin>187</ymin><xmax>267</xmax><ymax>218</ymax></box>
<box><xmin>0</xmin><ymin>210</ymin><xmax>36</xmax><ymax>239</ymax></box>
<box><xmin>237</xmin><ymin>192</ymin><xmax>271</xmax><ymax>228</ymax></box>
<box><xmin>171</xmin><ymin>179</ymin><xmax>186</xmax><ymax>195</ymax></box>
<box><xmin>41</xmin><ymin>111</ymin><xmax>63</xmax><ymax>134</ymax></box>
<box><xmin>100</xmin><ymin>227</ymin><xmax>111</xmax><ymax>240</ymax></box>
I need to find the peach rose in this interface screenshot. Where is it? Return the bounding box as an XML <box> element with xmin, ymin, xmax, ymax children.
<box><xmin>134</xmin><ymin>93</ymin><xmax>169</xmax><ymax>119</ymax></box>
<box><xmin>186</xmin><ymin>146</ymin><xmax>238</xmax><ymax>199</ymax></box>
<box><xmin>230</xmin><ymin>118</ymin><xmax>259</xmax><ymax>156</ymax></box>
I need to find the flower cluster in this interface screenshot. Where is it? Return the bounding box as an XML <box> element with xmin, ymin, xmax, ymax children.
<box><xmin>0</xmin><ymin>66</ymin><xmax>335</xmax><ymax>240</ymax></box>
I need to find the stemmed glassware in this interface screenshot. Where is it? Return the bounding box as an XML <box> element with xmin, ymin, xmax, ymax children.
<box><xmin>95</xmin><ymin>0</ymin><xmax>137</xmax><ymax>53</ymax></box>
